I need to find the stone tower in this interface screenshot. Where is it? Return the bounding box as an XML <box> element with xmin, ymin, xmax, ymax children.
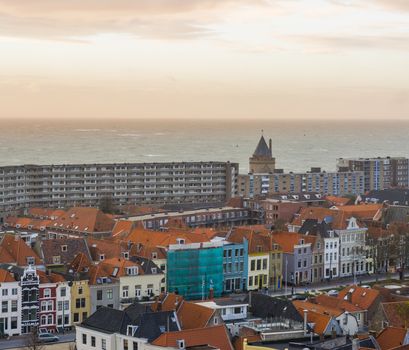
<box><xmin>249</xmin><ymin>135</ymin><xmax>276</xmax><ymax>173</ymax></box>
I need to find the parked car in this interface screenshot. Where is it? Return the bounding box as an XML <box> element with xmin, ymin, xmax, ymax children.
<box><xmin>291</xmin><ymin>294</ymin><xmax>307</xmax><ymax>301</ymax></box>
<box><xmin>327</xmin><ymin>289</ymin><xmax>339</xmax><ymax>297</ymax></box>
<box><xmin>38</xmin><ymin>333</ymin><xmax>59</xmax><ymax>343</ymax></box>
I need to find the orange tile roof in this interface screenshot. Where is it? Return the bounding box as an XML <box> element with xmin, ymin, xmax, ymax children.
<box><xmin>292</xmin><ymin>299</ymin><xmax>344</xmax><ymax>317</ymax></box>
<box><xmin>177</xmin><ymin>300</ymin><xmax>215</xmax><ymax>330</ymax></box>
<box><xmin>270</xmin><ymin>231</ymin><xmax>315</xmax><ymax>253</ymax></box>
<box><xmin>325</xmin><ymin>196</ymin><xmax>352</xmax><ymax>206</ymax></box>
<box><xmin>87</xmin><ymin>238</ymin><xmax>129</xmax><ymax>261</ymax></box>
<box><xmin>0</xmin><ymin>234</ymin><xmax>42</xmax><ymax>266</ymax></box>
<box><xmin>48</xmin><ymin>207</ymin><xmax>115</xmax><ymax>233</ymax></box>
<box><xmin>336</xmin><ymin>204</ymin><xmax>382</xmax><ymax>219</ymax></box>
<box><xmin>37</xmin><ymin>269</ymin><xmax>66</xmax><ymax>283</ymax></box>
<box><xmin>112</xmin><ymin>220</ymin><xmax>135</xmax><ymax>238</ymax></box>
<box><xmin>296</xmin><ymin>308</ymin><xmax>331</xmax><ymax>335</ymax></box>
<box><xmin>125</xmin><ymin>228</ymin><xmax>211</xmax><ymax>248</ymax></box>
<box><xmin>228</xmin><ymin>227</ymin><xmax>277</xmax><ymax>254</ymax></box>
<box><xmin>376</xmin><ymin>327</ymin><xmax>408</xmax><ymax>350</ymax></box>
<box><xmin>0</xmin><ymin>268</ymin><xmax>16</xmax><ymax>283</ymax></box>
<box><xmin>152</xmin><ymin>293</ymin><xmax>184</xmax><ymax>312</ymax></box>
<box><xmin>314</xmin><ymin>294</ymin><xmax>363</xmax><ymax>313</ymax></box>
<box><xmin>69</xmin><ymin>252</ymin><xmax>93</xmax><ymax>274</ymax></box>
<box><xmin>152</xmin><ymin>325</ymin><xmax>234</xmax><ymax>350</ymax></box>
<box><xmin>28</xmin><ymin>208</ymin><xmax>65</xmax><ymax>219</ymax></box>
<box><xmin>291</xmin><ymin>206</ymin><xmax>373</xmax><ymax>230</ymax></box>
<box><xmin>337</xmin><ymin>285</ymin><xmax>381</xmax><ymax>311</ymax></box>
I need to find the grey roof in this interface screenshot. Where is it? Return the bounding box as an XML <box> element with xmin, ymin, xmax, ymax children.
<box><xmin>81</xmin><ymin>306</ymin><xmax>179</xmax><ymax>341</ymax></box>
<box><xmin>298</xmin><ymin>219</ymin><xmax>338</xmax><ymax>238</ymax></box>
<box><xmin>129</xmin><ymin>256</ymin><xmax>163</xmax><ymax>275</ymax></box>
<box><xmin>253</xmin><ymin>136</ymin><xmax>271</xmax><ymax>158</ymax></box>
<box><xmin>246</xmin><ymin>293</ymin><xmax>303</xmax><ymax>322</ymax></box>
<box><xmin>41</xmin><ymin>238</ymin><xmax>92</xmax><ymax>266</ymax></box>
<box><xmin>362</xmin><ymin>189</ymin><xmax>409</xmax><ymax>206</ymax></box>
<box><xmin>382</xmin><ymin>205</ymin><xmax>409</xmax><ymax>225</ymax></box>
<box><xmin>288</xmin><ymin>335</ymin><xmax>379</xmax><ymax>350</ymax></box>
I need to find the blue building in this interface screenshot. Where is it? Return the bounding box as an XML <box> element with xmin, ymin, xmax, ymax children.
<box><xmin>222</xmin><ymin>239</ymin><xmax>248</xmax><ymax>293</ymax></box>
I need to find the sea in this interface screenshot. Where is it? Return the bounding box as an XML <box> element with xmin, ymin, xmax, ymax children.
<box><xmin>1</xmin><ymin>118</ymin><xmax>409</xmax><ymax>173</ymax></box>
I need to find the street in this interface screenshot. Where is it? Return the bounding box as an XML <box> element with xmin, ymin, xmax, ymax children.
<box><xmin>0</xmin><ymin>332</ymin><xmax>75</xmax><ymax>350</ymax></box>
<box><xmin>268</xmin><ymin>272</ymin><xmax>408</xmax><ymax>297</ymax></box>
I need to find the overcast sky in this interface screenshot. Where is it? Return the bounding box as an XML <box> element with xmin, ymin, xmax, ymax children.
<box><xmin>1</xmin><ymin>0</ymin><xmax>409</xmax><ymax>120</ymax></box>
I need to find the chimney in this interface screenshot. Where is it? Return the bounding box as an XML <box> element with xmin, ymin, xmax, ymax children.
<box><xmin>303</xmin><ymin>309</ymin><xmax>308</xmax><ymax>335</ymax></box>
<box><xmin>352</xmin><ymin>338</ymin><xmax>359</xmax><ymax>350</ymax></box>
<box><xmin>209</xmin><ymin>288</ymin><xmax>214</xmax><ymax>300</ymax></box>
<box><xmin>269</xmin><ymin>139</ymin><xmax>272</xmax><ymax>156</ymax></box>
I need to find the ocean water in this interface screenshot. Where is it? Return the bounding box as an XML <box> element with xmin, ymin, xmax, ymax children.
<box><xmin>0</xmin><ymin>118</ymin><xmax>408</xmax><ymax>173</ymax></box>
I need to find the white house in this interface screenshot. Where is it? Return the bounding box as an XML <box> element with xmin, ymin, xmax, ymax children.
<box><xmin>195</xmin><ymin>298</ymin><xmax>248</xmax><ymax>321</ymax></box>
<box><xmin>56</xmin><ymin>281</ymin><xmax>71</xmax><ymax>331</ymax></box>
<box><xmin>323</xmin><ymin>230</ymin><xmax>340</xmax><ymax>279</ymax></box>
<box><xmin>0</xmin><ymin>267</ymin><xmax>21</xmax><ymax>337</ymax></box>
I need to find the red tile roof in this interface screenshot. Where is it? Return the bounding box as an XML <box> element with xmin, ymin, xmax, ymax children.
<box><xmin>376</xmin><ymin>327</ymin><xmax>408</xmax><ymax>350</ymax></box>
<box><xmin>381</xmin><ymin>302</ymin><xmax>409</xmax><ymax>328</ymax></box>
<box><xmin>0</xmin><ymin>234</ymin><xmax>42</xmax><ymax>266</ymax></box>
<box><xmin>0</xmin><ymin>268</ymin><xmax>16</xmax><ymax>283</ymax></box>
<box><xmin>177</xmin><ymin>300</ymin><xmax>215</xmax><ymax>330</ymax></box>
<box><xmin>152</xmin><ymin>325</ymin><xmax>234</xmax><ymax>350</ymax></box>
<box><xmin>337</xmin><ymin>285</ymin><xmax>381</xmax><ymax>311</ymax></box>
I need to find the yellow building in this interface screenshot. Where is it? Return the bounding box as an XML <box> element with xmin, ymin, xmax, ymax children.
<box><xmin>269</xmin><ymin>242</ymin><xmax>283</xmax><ymax>290</ymax></box>
<box><xmin>71</xmin><ymin>280</ymin><xmax>91</xmax><ymax>324</ymax></box>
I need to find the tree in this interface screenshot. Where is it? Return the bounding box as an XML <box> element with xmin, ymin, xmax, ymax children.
<box><xmin>99</xmin><ymin>196</ymin><xmax>116</xmax><ymax>214</ymax></box>
<box><xmin>24</xmin><ymin>328</ymin><xmax>44</xmax><ymax>350</ymax></box>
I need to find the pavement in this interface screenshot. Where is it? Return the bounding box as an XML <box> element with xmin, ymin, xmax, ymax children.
<box><xmin>0</xmin><ymin>332</ymin><xmax>75</xmax><ymax>350</ymax></box>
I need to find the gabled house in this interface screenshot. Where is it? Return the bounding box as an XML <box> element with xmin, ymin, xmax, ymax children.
<box><xmin>0</xmin><ymin>234</ymin><xmax>42</xmax><ymax>267</ymax></box>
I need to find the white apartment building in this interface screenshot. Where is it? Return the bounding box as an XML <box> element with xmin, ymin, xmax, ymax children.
<box><xmin>0</xmin><ymin>272</ymin><xmax>21</xmax><ymax>337</ymax></box>
<box><xmin>0</xmin><ymin>162</ymin><xmax>239</xmax><ymax>216</ymax></box>
<box><xmin>56</xmin><ymin>281</ymin><xmax>71</xmax><ymax>331</ymax></box>
<box><xmin>323</xmin><ymin>231</ymin><xmax>340</xmax><ymax>279</ymax></box>
<box><xmin>338</xmin><ymin>218</ymin><xmax>367</xmax><ymax>278</ymax></box>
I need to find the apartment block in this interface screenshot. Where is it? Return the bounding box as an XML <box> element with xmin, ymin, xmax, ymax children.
<box><xmin>337</xmin><ymin>157</ymin><xmax>409</xmax><ymax>191</ymax></box>
<box><xmin>0</xmin><ymin>161</ymin><xmax>239</xmax><ymax>216</ymax></box>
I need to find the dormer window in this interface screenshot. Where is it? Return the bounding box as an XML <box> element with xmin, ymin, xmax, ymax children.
<box><xmin>27</xmin><ymin>257</ymin><xmax>35</xmax><ymax>265</ymax></box>
<box><xmin>177</xmin><ymin>339</ymin><xmax>185</xmax><ymax>350</ymax></box>
<box><xmin>127</xmin><ymin>325</ymin><xmax>138</xmax><ymax>337</ymax></box>
<box><xmin>300</xmin><ymin>239</ymin><xmax>305</xmax><ymax>245</ymax></box>
<box><xmin>61</xmin><ymin>245</ymin><xmax>68</xmax><ymax>252</ymax></box>
<box><xmin>112</xmin><ymin>267</ymin><xmax>119</xmax><ymax>277</ymax></box>
<box><xmin>127</xmin><ymin>267</ymin><xmax>138</xmax><ymax>276</ymax></box>
<box><xmin>152</xmin><ymin>252</ymin><xmax>158</xmax><ymax>259</ymax></box>
<box><xmin>151</xmin><ymin>267</ymin><xmax>157</xmax><ymax>274</ymax></box>
<box><xmin>176</xmin><ymin>238</ymin><xmax>185</xmax><ymax>245</ymax></box>
<box><xmin>100</xmin><ymin>254</ymin><xmax>105</xmax><ymax>261</ymax></box>
<box><xmin>122</xmin><ymin>252</ymin><xmax>129</xmax><ymax>260</ymax></box>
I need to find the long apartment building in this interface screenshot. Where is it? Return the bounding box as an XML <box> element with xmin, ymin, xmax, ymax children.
<box><xmin>239</xmin><ymin>136</ymin><xmax>365</xmax><ymax>197</ymax></box>
<box><xmin>337</xmin><ymin>157</ymin><xmax>409</xmax><ymax>191</ymax></box>
<box><xmin>0</xmin><ymin>162</ymin><xmax>238</xmax><ymax>216</ymax></box>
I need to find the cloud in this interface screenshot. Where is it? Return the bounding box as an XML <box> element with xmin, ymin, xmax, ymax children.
<box><xmin>0</xmin><ymin>0</ymin><xmax>266</xmax><ymax>41</ymax></box>
<box><xmin>373</xmin><ymin>0</ymin><xmax>409</xmax><ymax>12</ymax></box>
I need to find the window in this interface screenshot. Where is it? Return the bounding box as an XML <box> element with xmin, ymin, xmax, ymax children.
<box><xmin>97</xmin><ymin>290</ymin><xmax>103</xmax><ymax>301</ymax></box>
<box><xmin>11</xmin><ymin>300</ymin><xmax>17</xmax><ymax>312</ymax></box>
<box><xmin>82</xmin><ymin>334</ymin><xmax>87</xmax><ymax>345</ymax></box>
<box><xmin>78</xmin><ymin>286</ymin><xmax>83</xmax><ymax>295</ymax></box>
<box><xmin>249</xmin><ymin>276</ymin><xmax>253</xmax><ymax>286</ymax></box>
<box><xmin>2</xmin><ymin>301</ymin><xmax>8</xmax><ymax>313</ymax></box>
<box><xmin>122</xmin><ymin>286</ymin><xmax>129</xmax><ymax>298</ymax></box>
<box><xmin>27</xmin><ymin>256</ymin><xmax>35</xmax><ymax>265</ymax></box>
<box><xmin>41</xmin><ymin>315</ymin><xmax>47</xmax><ymax>325</ymax></box>
<box><xmin>102</xmin><ymin>339</ymin><xmax>107</xmax><ymax>350</ymax></box>
<box><xmin>44</xmin><ymin>288</ymin><xmax>51</xmax><ymax>298</ymax></box>
<box><xmin>47</xmin><ymin>314</ymin><xmax>53</xmax><ymax>325</ymax></box>
<box><xmin>2</xmin><ymin>289</ymin><xmax>8</xmax><ymax>296</ymax></box>
<box><xmin>133</xmin><ymin>342</ymin><xmax>138</xmax><ymax>350</ymax></box>
<box><xmin>60</xmin><ymin>287</ymin><xmax>66</xmax><ymax>297</ymax></box>
<box><xmin>74</xmin><ymin>313</ymin><xmax>79</xmax><ymax>323</ymax></box>
<box><xmin>76</xmin><ymin>298</ymin><xmax>86</xmax><ymax>308</ymax></box>
<box><xmin>12</xmin><ymin>288</ymin><xmax>17</xmax><ymax>295</ymax></box>
<box><xmin>107</xmin><ymin>289</ymin><xmax>113</xmax><ymax>299</ymax></box>
<box><xmin>262</xmin><ymin>259</ymin><xmax>267</xmax><ymax>269</ymax></box>
<box><xmin>135</xmin><ymin>285</ymin><xmax>141</xmax><ymax>298</ymax></box>
<box><xmin>256</xmin><ymin>260</ymin><xmax>261</xmax><ymax>270</ymax></box>
<box><xmin>250</xmin><ymin>260</ymin><xmax>255</xmax><ymax>271</ymax></box>
<box><xmin>91</xmin><ymin>336</ymin><xmax>96</xmax><ymax>347</ymax></box>
<box><xmin>11</xmin><ymin>317</ymin><xmax>17</xmax><ymax>329</ymax></box>
<box><xmin>147</xmin><ymin>284</ymin><xmax>154</xmax><ymax>296</ymax></box>
<box><xmin>124</xmin><ymin>339</ymin><xmax>129</xmax><ymax>350</ymax></box>
<box><xmin>53</xmin><ymin>256</ymin><xmax>61</xmax><ymax>264</ymax></box>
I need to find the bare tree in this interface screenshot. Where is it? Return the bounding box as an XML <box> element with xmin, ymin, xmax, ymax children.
<box><xmin>24</xmin><ymin>328</ymin><xmax>44</xmax><ymax>350</ymax></box>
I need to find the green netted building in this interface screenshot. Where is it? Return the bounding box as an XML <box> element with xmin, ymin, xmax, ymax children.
<box><xmin>167</xmin><ymin>242</ymin><xmax>224</xmax><ymax>300</ymax></box>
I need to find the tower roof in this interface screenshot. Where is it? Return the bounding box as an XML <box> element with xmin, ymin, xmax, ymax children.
<box><xmin>253</xmin><ymin>135</ymin><xmax>271</xmax><ymax>157</ymax></box>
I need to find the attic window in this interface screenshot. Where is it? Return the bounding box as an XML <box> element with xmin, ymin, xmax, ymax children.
<box><xmin>127</xmin><ymin>267</ymin><xmax>138</xmax><ymax>276</ymax></box>
<box><xmin>152</xmin><ymin>252</ymin><xmax>158</xmax><ymax>259</ymax></box>
<box><xmin>127</xmin><ymin>325</ymin><xmax>138</xmax><ymax>337</ymax></box>
<box><xmin>26</xmin><ymin>257</ymin><xmax>35</xmax><ymax>265</ymax></box>
<box><xmin>151</xmin><ymin>267</ymin><xmax>157</xmax><ymax>274</ymax></box>
<box><xmin>61</xmin><ymin>245</ymin><xmax>68</xmax><ymax>252</ymax></box>
<box><xmin>100</xmin><ymin>254</ymin><xmax>105</xmax><ymax>261</ymax></box>
<box><xmin>112</xmin><ymin>267</ymin><xmax>119</xmax><ymax>277</ymax></box>
<box><xmin>122</xmin><ymin>252</ymin><xmax>129</xmax><ymax>260</ymax></box>
<box><xmin>177</xmin><ymin>340</ymin><xmax>185</xmax><ymax>350</ymax></box>
<box><xmin>70</xmin><ymin>214</ymin><xmax>75</xmax><ymax>218</ymax></box>
<box><xmin>176</xmin><ymin>238</ymin><xmax>185</xmax><ymax>245</ymax></box>
<box><xmin>84</xmin><ymin>227</ymin><xmax>88</xmax><ymax>231</ymax></box>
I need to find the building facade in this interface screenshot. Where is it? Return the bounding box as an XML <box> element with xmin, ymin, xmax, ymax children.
<box><xmin>0</xmin><ymin>270</ymin><xmax>21</xmax><ymax>337</ymax></box>
<box><xmin>0</xmin><ymin>161</ymin><xmax>239</xmax><ymax>216</ymax></box>
<box><xmin>221</xmin><ymin>240</ymin><xmax>248</xmax><ymax>293</ymax></box>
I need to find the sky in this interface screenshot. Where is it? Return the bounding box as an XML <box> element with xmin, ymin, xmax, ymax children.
<box><xmin>0</xmin><ymin>0</ymin><xmax>409</xmax><ymax>120</ymax></box>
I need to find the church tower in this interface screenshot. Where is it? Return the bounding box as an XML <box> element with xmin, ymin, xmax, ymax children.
<box><xmin>249</xmin><ymin>134</ymin><xmax>276</xmax><ymax>173</ymax></box>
